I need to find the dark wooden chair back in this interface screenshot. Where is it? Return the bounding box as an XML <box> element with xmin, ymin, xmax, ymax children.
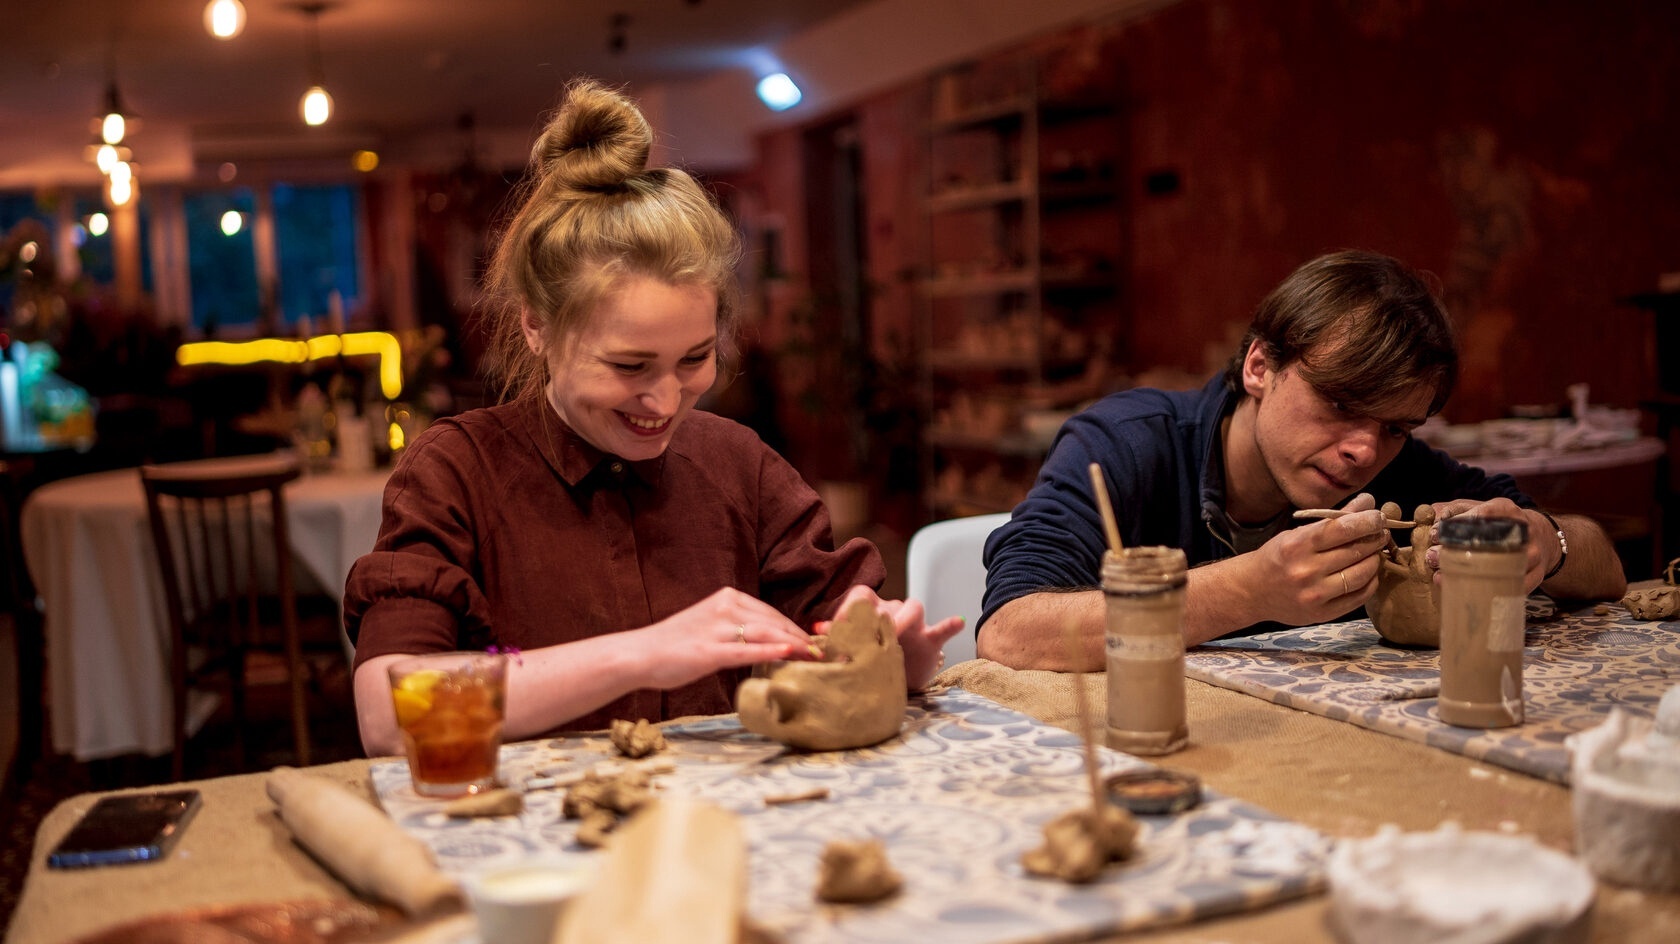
<box><xmin>140</xmin><ymin>454</ymin><xmax>321</xmax><ymax>780</ymax></box>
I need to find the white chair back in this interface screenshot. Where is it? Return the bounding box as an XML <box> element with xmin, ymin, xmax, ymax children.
<box><xmin>905</xmin><ymin>512</ymin><xmax>1011</xmax><ymax>665</ymax></box>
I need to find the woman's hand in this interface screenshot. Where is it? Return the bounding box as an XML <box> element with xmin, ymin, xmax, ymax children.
<box><xmin>826</xmin><ymin>585</ymin><xmax>966</xmax><ymax>691</ymax></box>
<box><xmin>633</xmin><ymin>587</ymin><xmax>814</xmax><ymax>691</ymax></box>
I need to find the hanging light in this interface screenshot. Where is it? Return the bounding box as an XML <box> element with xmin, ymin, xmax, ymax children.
<box><xmin>301</xmin><ymin>85</ymin><xmax>333</xmax><ymax>125</ymax></box>
<box><xmin>204</xmin><ymin>0</ymin><xmax>247</xmax><ymax>39</ymax></box>
<box><xmin>298</xmin><ymin>3</ymin><xmax>333</xmax><ymax>126</ymax></box>
<box><xmin>99</xmin><ymin>81</ymin><xmax>129</xmax><ymax>144</ymax></box>
<box><xmin>84</xmin><ymin>138</ymin><xmax>132</xmax><ymax>173</ymax></box>
<box><xmin>108</xmin><ymin>161</ymin><xmax>136</xmax><ymax>207</ymax></box>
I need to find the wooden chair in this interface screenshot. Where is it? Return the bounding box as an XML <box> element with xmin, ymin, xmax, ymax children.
<box><xmin>140</xmin><ymin>454</ymin><xmax>341</xmax><ymax>780</ymax></box>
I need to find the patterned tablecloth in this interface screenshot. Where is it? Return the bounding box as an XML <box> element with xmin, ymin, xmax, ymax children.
<box><xmin>372</xmin><ymin>688</ymin><xmax>1329</xmax><ymax>944</ymax></box>
<box><xmin>1185</xmin><ymin>600</ymin><xmax>1680</xmax><ymax>784</ymax></box>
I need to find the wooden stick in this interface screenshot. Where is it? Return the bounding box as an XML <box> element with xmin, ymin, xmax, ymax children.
<box><xmin>1062</xmin><ymin>618</ymin><xmax>1105</xmax><ymax>816</ymax></box>
<box><xmin>1292</xmin><ymin>508</ymin><xmax>1416</xmax><ymax>528</ymax></box>
<box><xmin>1087</xmin><ymin>463</ymin><xmax>1124</xmax><ymax>556</ymax></box>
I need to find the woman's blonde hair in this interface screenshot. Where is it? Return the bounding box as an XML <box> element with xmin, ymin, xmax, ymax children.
<box><xmin>481</xmin><ymin>78</ymin><xmax>741</xmax><ymax>402</ymax></box>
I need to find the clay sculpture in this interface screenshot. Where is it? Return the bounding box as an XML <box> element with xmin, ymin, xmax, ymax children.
<box><xmin>1368</xmin><ymin>504</ymin><xmax>1441</xmax><ymax>647</ymax></box>
<box><xmin>736</xmin><ymin>599</ymin><xmax>907</xmax><ymax>751</ymax></box>
<box><xmin>1021</xmin><ymin>621</ymin><xmax>1139</xmax><ymax>883</ymax></box>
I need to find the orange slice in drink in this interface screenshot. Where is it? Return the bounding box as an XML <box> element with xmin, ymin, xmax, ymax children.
<box><xmin>392</xmin><ymin>668</ymin><xmax>447</xmax><ymax>726</ymax></box>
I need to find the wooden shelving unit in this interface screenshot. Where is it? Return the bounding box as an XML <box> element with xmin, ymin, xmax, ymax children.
<box><xmin>915</xmin><ymin>59</ymin><xmax>1126</xmax><ymax>519</ymax></box>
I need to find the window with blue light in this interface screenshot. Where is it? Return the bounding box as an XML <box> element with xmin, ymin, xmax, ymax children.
<box><xmin>185</xmin><ymin>187</ymin><xmax>259</xmax><ymax>335</ymax></box>
<box><xmin>274</xmin><ymin>183</ymin><xmax>361</xmax><ymax>327</ymax></box>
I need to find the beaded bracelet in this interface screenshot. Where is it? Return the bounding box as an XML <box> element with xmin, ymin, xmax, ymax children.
<box><xmin>1536</xmin><ymin>509</ymin><xmax>1568</xmax><ymax>582</ymax></box>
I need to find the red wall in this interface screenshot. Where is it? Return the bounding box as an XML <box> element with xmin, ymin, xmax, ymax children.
<box><xmin>1116</xmin><ymin>0</ymin><xmax>1680</xmax><ymax>422</ymax></box>
<box><xmin>747</xmin><ymin>0</ymin><xmax>1680</xmax><ymax>504</ymax></box>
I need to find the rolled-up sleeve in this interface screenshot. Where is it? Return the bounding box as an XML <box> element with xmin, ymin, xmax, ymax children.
<box><xmin>346</xmin><ymin>424</ymin><xmax>496</xmax><ymax>668</ymax></box>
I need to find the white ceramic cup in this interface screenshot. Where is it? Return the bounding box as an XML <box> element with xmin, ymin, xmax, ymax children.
<box><xmin>465</xmin><ymin>859</ymin><xmax>594</xmax><ymax>944</ymax></box>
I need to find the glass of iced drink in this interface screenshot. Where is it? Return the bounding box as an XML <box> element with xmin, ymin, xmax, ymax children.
<box><xmin>388</xmin><ymin>651</ymin><xmax>508</xmax><ymax>797</ymax></box>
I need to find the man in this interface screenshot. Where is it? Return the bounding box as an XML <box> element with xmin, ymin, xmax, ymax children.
<box><xmin>978</xmin><ymin>250</ymin><xmax>1626</xmax><ymax>670</ymax></box>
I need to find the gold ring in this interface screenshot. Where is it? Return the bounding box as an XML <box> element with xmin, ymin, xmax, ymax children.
<box><xmin>1339</xmin><ymin>570</ymin><xmax>1349</xmax><ymax>595</ymax></box>
<box><xmin>736</xmin><ymin>623</ymin><xmax>747</xmax><ymax>644</ymax></box>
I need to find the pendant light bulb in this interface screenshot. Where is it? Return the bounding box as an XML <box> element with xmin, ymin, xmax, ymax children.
<box><xmin>298</xmin><ymin>4</ymin><xmax>333</xmax><ymax>126</ymax></box>
<box><xmin>108</xmin><ymin>167</ymin><xmax>135</xmax><ymax>207</ymax></box>
<box><xmin>98</xmin><ymin>81</ymin><xmax>129</xmax><ymax>145</ymax></box>
<box><xmin>204</xmin><ymin>0</ymin><xmax>247</xmax><ymax>40</ymax></box>
<box><xmin>301</xmin><ymin>85</ymin><xmax>333</xmax><ymax>126</ymax></box>
<box><xmin>95</xmin><ymin>143</ymin><xmax>119</xmax><ymax>174</ymax></box>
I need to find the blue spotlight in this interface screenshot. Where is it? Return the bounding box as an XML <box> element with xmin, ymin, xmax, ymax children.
<box><xmin>756</xmin><ymin>73</ymin><xmax>803</xmax><ymax>111</ymax></box>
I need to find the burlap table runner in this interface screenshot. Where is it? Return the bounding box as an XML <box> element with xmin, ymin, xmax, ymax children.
<box><xmin>5</xmin><ymin>760</ymin><xmax>382</xmax><ymax>944</ymax></box>
<box><xmin>9</xmin><ymin>667</ymin><xmax>1680</xmax><ymax>943</ymax></box>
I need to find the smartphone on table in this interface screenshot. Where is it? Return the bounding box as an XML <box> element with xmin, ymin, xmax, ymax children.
<box><xmin>46</xmin><ymin>789</ymin><xmax>202</xmax><ymax>869</ymax></box>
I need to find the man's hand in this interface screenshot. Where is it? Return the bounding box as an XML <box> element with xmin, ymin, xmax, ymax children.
<box><xmin>1426</xmin><ymin>498</ymin><xmax>1565</xmax><ymax>594</ymax></box>
<box><xmin>1241</xmin><ymin>492</ymin><xmax>1392</xmax><ymax>626</ymax></box>
<box><xmin>1181</xmin><ymin>493</ymin><xmax>1392</xmax><ymax>642</ymax></box>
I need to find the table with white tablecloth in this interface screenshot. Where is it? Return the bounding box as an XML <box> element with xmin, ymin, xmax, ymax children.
<box><xmin>19</xmin><ymin>455</ymin><xmax>390</xmax><ymax>761</ymax></box>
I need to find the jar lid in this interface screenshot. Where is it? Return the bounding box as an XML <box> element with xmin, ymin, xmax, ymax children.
<box><xmin>1101</xmin><ymin>546</ymin><xmax>1188</xmax><ymax>590</ymax></box>
<box><xmin>1104</xmin><ymin>767</ymin><xmax>1202</xmax><ymax>814</ymax></box>
<box><xmin>1439</xmin><ymin>516</ymin><xmax>1527</xmax><ymax>550</ymax></box>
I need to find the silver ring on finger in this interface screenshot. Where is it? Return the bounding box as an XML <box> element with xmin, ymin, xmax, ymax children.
<box><xmin>736</xmin><ymin>623</ymin><xmax>747</xmax><ymax>645</ymax></box>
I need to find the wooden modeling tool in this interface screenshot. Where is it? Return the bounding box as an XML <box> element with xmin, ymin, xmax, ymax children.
<box><xmin>1088</xmin><ymin>463</ymin><xmax>1124</xmax><ymax>556</ymax></box>
<box><xmin>1063</xmin><ymin>618</ymin><xmax>1104</xmax><ymax>816</ymax></box>
<box><xmin>1293</xmin><ymin>508</ymin><xmax>1416</xmax><ymax>528</ymax></box>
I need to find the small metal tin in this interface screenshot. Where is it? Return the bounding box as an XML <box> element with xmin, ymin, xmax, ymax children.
<box><xmin>1105</xmin><ymin>768</ymin><xmax>1202</xmax><ymax>814</ymax></box>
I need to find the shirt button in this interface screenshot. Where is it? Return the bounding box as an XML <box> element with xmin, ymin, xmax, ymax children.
<box><xmin>609</xmin><ymin>461</ymin><xmax>624</xmax><ymax>475</ymax></box>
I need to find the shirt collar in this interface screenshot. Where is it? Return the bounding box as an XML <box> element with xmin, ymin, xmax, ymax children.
<box><xmin>516</xmin><ymin>395</ymin><xmax>665</xmax><ymax>490</ymax></box>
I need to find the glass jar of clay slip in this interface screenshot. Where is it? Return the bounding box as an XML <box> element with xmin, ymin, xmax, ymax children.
<box><xmin>1103</xmin><ymin>546</ymin><xmax>1188</xmax><ymax>755</ymax></box>
<box><xmin>1437</xmin><ymin>516</ymin><xmax>1528</xmax><ymax>728</ymax></box>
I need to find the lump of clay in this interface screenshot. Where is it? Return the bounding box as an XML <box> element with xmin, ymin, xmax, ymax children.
<box><xmin>815</xmin><ymin>838</ymin><xmax>902</xmax><ymax>903</ymax></box>
<box><xmin>1368</xmin><ymin>504</ymin><xmax>1441</xmax><ymax>647</ymax></box>
<box><xmin>737</xmin><ymin>599</ymin><xmax>906</xmax><ymax>751</ymax></box>
<box><xmin>610</xmin><ymin>718</ymin><xmax>667</xmax><ymax>758</ymax></box>
<box><xmin>1621</xmin><ymin>586</ymin><xmax>1680</xmax><ymax>621</ymax></box>
<box><xmin>443</xmin><ymin>788</ymin><xmax>523</xmax><ymax>819</ymax></box>
<box><xmin>1569</xmin><ymin>695</ymin><xmax>1680</xmax><ymax>892</ymax></box>
<box><xmin>563</xmin><ymin>768</ymin><xmax>657</xmax><ymax>848</ymax></box>
<box><xmin>1020</xmin><ymin>804</ymin><xmax>1138</xmax><ymax>883</ymax></box>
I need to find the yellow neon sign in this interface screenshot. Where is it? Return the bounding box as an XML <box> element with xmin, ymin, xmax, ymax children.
<box><xmin>175</xmin><ymin>331</ymin><xmax>404</xmax><ymax>400</ymax></box>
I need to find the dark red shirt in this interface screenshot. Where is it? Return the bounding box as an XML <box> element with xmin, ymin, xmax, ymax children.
<box><xmin>345</xmin><ymin>395</ymin><xmax>884</xmax><ymax>731</ymax></box>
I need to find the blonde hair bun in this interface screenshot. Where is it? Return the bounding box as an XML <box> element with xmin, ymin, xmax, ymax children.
<box><xmin>532</xmin><ymin>79</ymin><xmax>652</xmax><ymax>193</ymax></box>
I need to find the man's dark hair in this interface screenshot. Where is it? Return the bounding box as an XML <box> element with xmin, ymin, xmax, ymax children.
<box><xmin>1223</xmin><ymin>250</ymin><xmax>1458</xmax><ymax>416</ymax></box>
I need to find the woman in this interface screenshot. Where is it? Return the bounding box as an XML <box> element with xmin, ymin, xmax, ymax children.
<box><xmin>347</xmin><ymin>79</ymin><xmax>961</xmax><ymax>756</ymax></box>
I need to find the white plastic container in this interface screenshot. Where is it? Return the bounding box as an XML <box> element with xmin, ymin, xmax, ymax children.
<box><xmin>1327</xmin><ymin>824</ymin><xmax>1594</xmax><ymax>944</ymax></box>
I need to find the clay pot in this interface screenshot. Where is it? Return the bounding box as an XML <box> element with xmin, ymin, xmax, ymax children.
<box><xmin>1367</xmin><ymin>548</ymin><xmax>1441</xmax><ymax>648</ymax></box>
<box><xmin>736</xmin><ymin>600</ymin><xmax>906</xmax><ymax>751</ymax></box>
